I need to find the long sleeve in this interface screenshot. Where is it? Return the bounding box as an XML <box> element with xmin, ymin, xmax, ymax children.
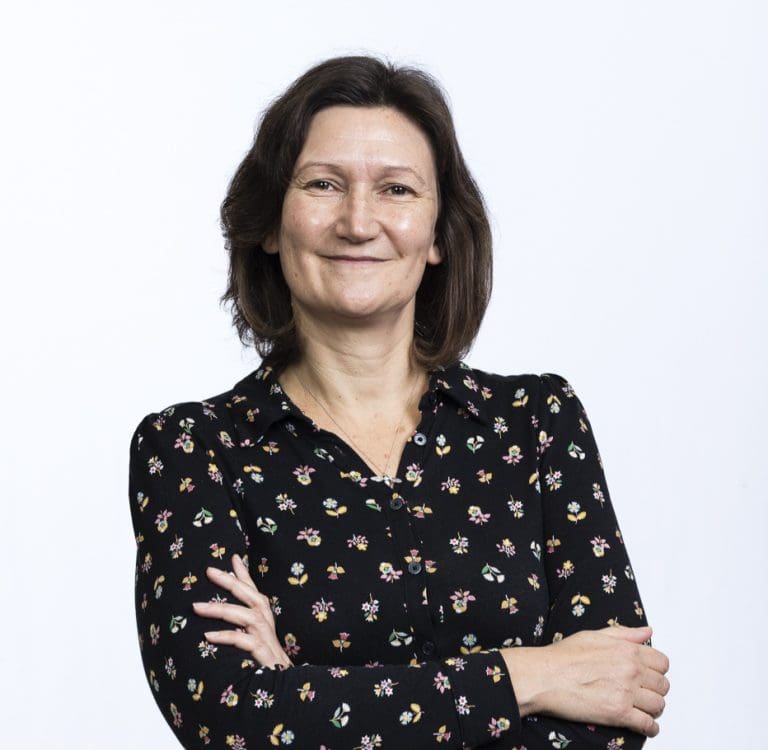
<box><xmin>128</xmin><ymin>407</ymin><xmax>521</xmax><ymax>750</ymax></box>
<box><xmin>513</xmin><ymin>373</ymin><xmax>649</xmax><ymax>749</ymax></box>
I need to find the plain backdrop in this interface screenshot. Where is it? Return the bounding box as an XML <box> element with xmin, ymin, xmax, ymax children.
<box><xmin>1</xmin><ymin>1</ymin><xmax>766</xmax><ymax>747</ymax></box>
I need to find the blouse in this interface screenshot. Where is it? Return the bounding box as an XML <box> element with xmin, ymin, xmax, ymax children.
<box><xmin>128</xmin><ymin>360</ymin><xmax>650</xmax><ymax>749</ymax></box>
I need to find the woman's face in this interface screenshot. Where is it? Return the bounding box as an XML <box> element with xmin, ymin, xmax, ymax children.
<box><xmin>264</xmin><ymin>105</ymin><xmax>442</xmax><ymax>329</ymax></box>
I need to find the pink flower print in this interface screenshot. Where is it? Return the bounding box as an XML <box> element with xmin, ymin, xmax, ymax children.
<box><xmin>219</xmin><ymin>685</ymin><xmax>238</xmax><ymax>708</ymax></box>
<box><xmin>154</xmin><ymin>509</ymin><xmax>172</xmax><ymax>533</ymax></box>
<box><xmin>174</xmin><ymin>432</ymin><xmax>194</xmax><ymax>453</ymax></box>
<box><xmin>347</xmin><ymin>534</ymin><xmax>368</xmax><ymax>551</ymax></box>
<box><xmin>591</xmin><ymin>536</ymin><xmax>611</xmax><ymax>557</ymax></box>
<box><xmin>293</xmin><ymin>465</ymin><xmax>316</xmax><ymax>485</ymax></box>
<box><xmin>207</xmin><ymin>462</ymin><xmax>223</xmax><ymax>484</ymax></box>
<box><xmin>493</xmin><ymin>417</ymin><xmax>508</xmax><ymax>436</ymax></box>
<box><xmin>283</xmin><ymin>632</ymin><xmax>300</xmax><ymax>657</ymax></box>
<box><xmin>148</xmin><ymin>455</ymin><xmax>164</xmax><ymax>476</ymax></box>
<box><xmin>378</xmin><ymin>562</ymin><xmax>403</xmax><ymax>583</ymax></box>
<box><xmin>467</xmin><ymin>505</ymin><xmax>490</xmax><ymax>525</ymax></box>
<box><xmin>496</xmin><ymin>538</ymin><xmax>516</xmax><ymax>557</ymax></box>
<box><xmin>503</xmin><ymin>445</ymin><xmax>523</xmax><ymax>465</ymax></box>
<box><xmin>537</xmin><ymin>430</ymin><xmax>553</xmax><ymax>454</ymax></box>
<box><xmin>217</xmin><ymin>430</ymin><xmax>235</xmax><ymax>449</ymax></box>
<box><xmin>433</xmin><ymin>671</ymin><xmax>451</xmax><ymax>693</ymax></box>
<box><xmin>450</xmin><ymin>589</ymin><xmax>476</xmax><ymax>614</ymax></box>
<box><xmin>544</xmin><ymin>467</ymin><xmax>562</xmax><ymax>491</ymax></box>
<box><xmin>463</xmin><ymin>375</ymin><xmax>479</xmax><ymax>391</ymax></box>
<box><xmin>169</xmin><ymin>702</ymin><xmax>182</xmax><ymax>728</ymax></box>
<box><xmin>488</xmin><ymin>716</ymin><xmax>511</xmax><ymax>738</ymax></box>
<box><xmin>441</xmin><ymin>476</ymin><xmax>461</xmax><ymax>494</ymax></box>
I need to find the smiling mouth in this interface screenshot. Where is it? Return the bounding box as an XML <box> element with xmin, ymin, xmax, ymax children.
<box><xmin>326</xmin><ymin>255</ymin><xmax>386</xmax><ymax>262</ymax></box>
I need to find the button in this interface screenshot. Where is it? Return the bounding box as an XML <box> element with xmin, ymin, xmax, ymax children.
<box><xmin>421</xmin><ymin>640</ymin><xmax>435</xmax><ymax>656</ymax></box>
<box><xmin>389</xmin><ymin>496</ymin><xmax>404</xmax><ymax>510</ymax></box>
<box><xmin>413</xmin><ymin>432</ymin><xmax>427</xmax><ymax>446</ymax></box>
<box><xmin>407</xmin><ymin>561</ymin><xmax>422</xmax><ymax>575</ymax></box>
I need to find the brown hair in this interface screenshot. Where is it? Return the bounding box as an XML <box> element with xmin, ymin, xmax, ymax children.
<box><xmin>219</xmin><ymin>55</ymin><xmax>493</xmax><ymax>374</ymax></box>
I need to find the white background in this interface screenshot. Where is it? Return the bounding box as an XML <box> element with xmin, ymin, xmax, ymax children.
<box><xmin>1</xmin><ymin>1</ymin><xmax>765</xmax><ymax>747</ymax></box>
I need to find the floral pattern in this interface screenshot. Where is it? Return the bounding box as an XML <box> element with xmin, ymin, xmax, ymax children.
<box><xmin>129</xmin><ymin>360</ymin><xmax>648</xmax><ymax>748</ymax></box>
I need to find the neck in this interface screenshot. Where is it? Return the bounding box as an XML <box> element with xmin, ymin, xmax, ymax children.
<box><xmin>279</xmin><ymin>303</ymin><xmax>430</xmax><ymax>418</ymax></box>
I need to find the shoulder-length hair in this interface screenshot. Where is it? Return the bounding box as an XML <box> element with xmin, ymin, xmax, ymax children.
<box><xmin>219</xmin><ymin>55</ymin><xmax>492</xmax><ymax>374</ymax></box>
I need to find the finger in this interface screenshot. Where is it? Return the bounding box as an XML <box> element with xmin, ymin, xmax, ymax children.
<box><xmin>640</xmin><ymin>665</ymin><xmax>671</xmax><ymax>697</ymax></box>
<box><xmin>193</xmin><ymin>601</ymin><xmax>270</xmax><ymax>630</ymax></box>
<box><xmin>232</xmin><ymin>553</ymin><xmax>257</xmax><ymax>586</ymax></box>
<box><xmin>600</xmin><ymin>624</ymin><xmax>652</xmax><ymax>642</ymax></box>
<box><xmin>203</xmin><ymin>629</ymin><xmax>287</xmax><ymax>669</ymax></box>
<box><xmin>625</xmin><ymin>707</ymin><xmax>660</xmax><ymax>738</ymax></box>
<box><xmin>206</xmin><ymin>566</ymin><xmax>266</xmax><ymax>610</ymax></box>
<box><xmin>634</xmin><ymin>686</ymin><xmax>666</xmax><ymax>719</ymax></box>
<box><xmin>637</xmin><ymin>644</ymin><xmax>670</xmax><ymax>674</ymax></box>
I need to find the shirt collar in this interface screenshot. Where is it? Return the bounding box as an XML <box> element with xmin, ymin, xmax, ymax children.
<box><xmin>227</xmin><ymin>359</ymin><xmax>492</xmax><ymax>443</ymax></box>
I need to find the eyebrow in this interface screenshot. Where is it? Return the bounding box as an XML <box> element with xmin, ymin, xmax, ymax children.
<box><xmin>293</xmin><ymin>161</ymin><xmax>428</xmax><ymax>189</ymax></box>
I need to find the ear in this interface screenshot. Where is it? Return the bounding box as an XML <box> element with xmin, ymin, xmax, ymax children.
<box><xmin>262</xmin><ymin>232</ymin><xmax>279</xmax><ymax>255</ymax></box>
<box><xmin>426</xmin><ymin>242</ymin><xmax>442</xmax><ymax>266</ymax></box>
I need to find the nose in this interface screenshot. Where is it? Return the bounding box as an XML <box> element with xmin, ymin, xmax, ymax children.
<box><xmin>334</xmin><ymin>187</ymin><xmax>381</xmax><ymax>243</ymax></box>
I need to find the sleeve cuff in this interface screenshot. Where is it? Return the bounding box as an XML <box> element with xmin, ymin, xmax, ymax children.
<box><xmin>440</xmin><ymin>649</ymin><xmax>522</xmax><ymax>748</ymax></box>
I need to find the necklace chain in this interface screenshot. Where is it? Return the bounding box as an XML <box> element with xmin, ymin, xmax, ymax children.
<box><xmin>293</xmin><ymin>365</ymin><xmax>423</xmax><ymax>481</ymax></box>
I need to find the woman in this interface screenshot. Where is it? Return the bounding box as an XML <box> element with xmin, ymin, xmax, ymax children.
<box><xmin>128</xmin><ymin>56</ymin><xmax>670</xmax><ymax>749</ymax></box>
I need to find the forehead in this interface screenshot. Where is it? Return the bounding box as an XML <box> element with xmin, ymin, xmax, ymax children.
<box><xmin>296</xmin><ymin>105</ymin><xmax>436</xmax><ymax>177</ymax></box>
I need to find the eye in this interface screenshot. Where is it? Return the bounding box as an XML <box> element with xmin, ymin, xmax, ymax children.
<box><xmin>306</xmin><ymin>179</ymin><xmax>336</xmax><ymax>192</ymax></box>
<box><xmin>385</xmin><ymin>184</ymin><xmax>413</xmax><ymax>197</ymax></box>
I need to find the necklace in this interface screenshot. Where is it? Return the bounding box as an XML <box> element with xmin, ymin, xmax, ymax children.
<box><xmin>293</xmin><ymin>364</ymin><xmax>423</xmax><ymax>483</ymax></box>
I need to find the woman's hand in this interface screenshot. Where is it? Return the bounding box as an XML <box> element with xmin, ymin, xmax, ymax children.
<box><xmin>502</xmin><ymin>624</ymin><xmax>670</xmax><ymax>737</ymax></box>
<box><xmin>192</xmin><ymin>554</ymin><xmax>293</xmax><ymax>671</ymax></box>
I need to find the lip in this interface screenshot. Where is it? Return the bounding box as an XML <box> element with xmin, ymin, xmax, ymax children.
<box><xmin>325</xmin><ymin>255</ymin><xmax>386</xmax><ymax>262</ymax></box>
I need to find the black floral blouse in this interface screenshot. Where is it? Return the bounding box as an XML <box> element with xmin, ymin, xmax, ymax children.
<box><xmin>128</xmin><ymin>360</ymin><xmax>649</xmax><ymax>750</ymax></box>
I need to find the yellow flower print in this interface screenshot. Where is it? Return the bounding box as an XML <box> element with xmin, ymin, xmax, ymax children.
<box><xmin>175</xmin><ymin>432</ymin><xmax>194</xmax><ymax>454</ymax></box>
<box><xmin>441</xmin><ymin>477</ymin><xmax>461</xmax><ymax>494</ymax></box>
<box><xmin>567</xmin><ymin>501</ymin><xmax>587</xmax><ymax>523</ymax></box>
<box><xmin>512</xmin><ymin>388</ymin><xmax>528</xmax><ymax>407</ymax></box>
<box><xmin>288</xmin><ymin>562</ymin><xmax>308</xmax><ymax>587</ymax></box>
<box><xmin>268</xmin><ymin>724</ymin><xmax>295</xmax><ymax>747</ymax></box>
<box><xmin>323</xmin><ymin>497</ymin><xmax>348</xmax><ymax>517</ymax></box>
<box><xmin>187</xmin><ymin>678</ymin><xmax>204</xmax><ymax>701</ymax></box>
<box><xmin>571</xmin><ymin>593</ymin><xmax>591</xmax><ymax>617</ymax></box>
<box><xmin>435</xmin><ymin>433</ymin><xmax>452</xmax><ymax>457</ymax></box>
<box><xmin>311</xmin><ymin>598</ymin><xmax>335</xmax><ymax>622</ymax></box>
<box><xmin>546</xmin><ymin>535</ymin><xmax>561</xmax><ymax>553</ymax></box>
<box><xmin>207</xmin><ymin>461</ymin><xmax>223</xmax><ymax>484</ymax></box>
<box><xmin>485</xmin><ymin>664</ymin><xmax>506</xmax><ymax>684</ymax></box>
<box><xmin>293</xmin><ymin>465</ymin><xmax>315</xmax><ymax>485</ymax></box>
<box><xmin>136</xmin><ymin>491</ymin><xmax>149</xmax><ymax>512</ymax></box>
<box><xmin>327</xmin><ymin>562</ymin><xmax>346</xmax><ymax>580</ymax></box>
<box><xmin>297</xmin><ymin>682</ymin><xmax>315</xmax><ymax>702</ymax></box>
<box><xmin>153</xmin><ymin>575</ymin><xmax>165</xmax><ymax>598</ymax></box>
<box><xmin>181</xmin><ymin>573</ymin><xmax>197</xmax><ymax>591</ymax></box>
<box><xmin>217</xmin><ymin>430</ymin><xmax>235</xmax><ymax>449</ymax></box>
<box><xmin>332</xmin><ymin>632</ymin><xmax>351</xmax><ymax>652</ymax></box>
<box><xmin>434</xmin><ymin>724</ymin><xmax>452</xmax><ymax>742</ymax></box>
<box><xmin>546</xmin><ymin>392</ymin><xmax>561</xmax><ymax>413</ymax></box>
<box><xmin>154</xmin><ymin>509</ymin><xmax>172</xmax><ymax>533</ymax></box>
<box><xmin>477</xmin><ymin>469</ymin><xmax>493</xmax><ymax>484</ymax></box>
<box><xmin>209</xmin><ymin>543</ymin><xmax>226</xmax><ymax>560</ymax></box>
<box><xmin>243</xmin><ymin>464</ymin><xmax>263</xmax><ymax>483</ymax></box>
<box><xmin>501</xmin><ymin>595</ymin><xmax>518</xmax><ymax>614</ymax></box>
<box><xmin>398</xmin><ymin>703</ymin><xmax>423</xmax><ymax>724</ymax></box>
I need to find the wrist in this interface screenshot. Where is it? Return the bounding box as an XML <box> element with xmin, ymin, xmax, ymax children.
<box><xmin>501</xmin><ymin>646</ymin><xmax>550</xmax><ymax>717</ymax></box>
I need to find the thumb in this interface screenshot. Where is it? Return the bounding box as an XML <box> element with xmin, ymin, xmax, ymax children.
<box><xmin>599</xmin><ymin>624</ymin><xmax>653</xmax><ymax>642</ymax></box>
